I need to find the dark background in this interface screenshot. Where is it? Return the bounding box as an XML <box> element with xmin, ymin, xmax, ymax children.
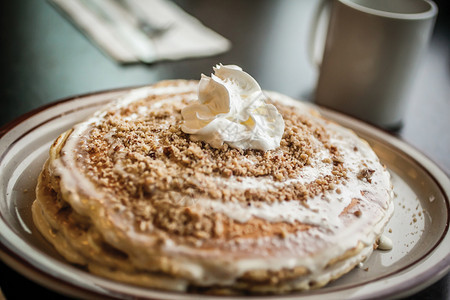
<box><xmin>1</xmin><ymin>0</ymin><xmax>449</xmax><ymax>299</ymax></box>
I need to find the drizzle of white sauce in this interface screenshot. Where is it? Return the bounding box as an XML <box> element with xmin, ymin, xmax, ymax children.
<box><xmin>45</xmin><ymin>83</ymin><xmax>394</xmax><ymax>287</ymax></box>
<box><xmin>378</xmin><ymin>234</ymin><xmax>393</xmax><ymax>251</ymax></box>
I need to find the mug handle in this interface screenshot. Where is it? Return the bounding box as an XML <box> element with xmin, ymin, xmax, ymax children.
<box><xmin>308</xmin><ymin>0</ymin><xmax>332</xmax><ymax>68</ymax></box>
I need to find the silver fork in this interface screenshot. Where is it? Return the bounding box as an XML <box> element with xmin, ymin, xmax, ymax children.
<box><xmin>113</xmin><ymin>0</ymin><xmax>173</xmax><ymax>38</ymax></box>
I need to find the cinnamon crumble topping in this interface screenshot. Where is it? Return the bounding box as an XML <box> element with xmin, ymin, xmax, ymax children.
<box><xmin>74</xmin><ymin>92</ymin><xmax>348</xmax><ymax>239</ymax></box>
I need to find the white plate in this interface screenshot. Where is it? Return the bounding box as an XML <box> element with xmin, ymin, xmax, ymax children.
<box><xmin>0</xmin><ymin>88</ymin><xmax>449</xmax><ymax>299</ymax></box>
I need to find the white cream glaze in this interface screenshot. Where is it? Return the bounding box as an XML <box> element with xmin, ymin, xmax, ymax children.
<box><xmin>181</xmin><ymin>65</ymin><xmax>284</xmax><ymax>151</ymax></box>
<box><xmin>32</xmin><ymin>199</ymin><xmax>189</xmax><ymax>291</ymax></box>
<box><xmin>43</xmin><ymin>81</ymin><xmax>394</xmax><ymax>289</ymax></box>
<box><xmin>178</xmin><ymin>115</ymin><xmax>391</xmax><ymax>234</ymax></box>
<box><xmin>378</xmin><ymin>234</ymin><xmax>393</xmax><ymax>250</ymax></box>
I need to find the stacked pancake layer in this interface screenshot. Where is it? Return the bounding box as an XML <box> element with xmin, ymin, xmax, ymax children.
<box><xmin>32</xmin><ymin>80</ymin><xmax>394</xmax><ymax>293</ymax></box>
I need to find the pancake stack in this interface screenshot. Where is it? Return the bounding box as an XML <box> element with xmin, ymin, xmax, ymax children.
<box><xmin>32</xmin><ymin>79</ymin><xmax>394</xmax><ymax>293</ymax></box>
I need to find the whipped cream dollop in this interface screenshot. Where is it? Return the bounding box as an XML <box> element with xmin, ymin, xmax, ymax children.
<box><xmin>181</xmin><ymin>64</ymin><xmax>285</xmax><ymax>151</ymax></box>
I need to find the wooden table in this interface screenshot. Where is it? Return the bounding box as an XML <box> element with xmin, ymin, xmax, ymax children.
<box><xmin>1</xmin><ymin>1</ymin><xmax>448</xmax><ymax>299</ymax></box>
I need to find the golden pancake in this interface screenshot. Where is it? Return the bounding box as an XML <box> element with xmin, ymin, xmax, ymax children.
<box><xmin>32</xmin><ymin>79</ymin><xmax>393</xmax><ymax>294</ymax></box>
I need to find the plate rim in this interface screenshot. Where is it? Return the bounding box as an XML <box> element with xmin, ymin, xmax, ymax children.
<box><xmin>0</xmin><ymin>87</ymin><xmax>449</xmax><ymax>299</ymax></box>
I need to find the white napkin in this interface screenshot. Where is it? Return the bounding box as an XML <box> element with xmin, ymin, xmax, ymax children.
<box><xmin>50</xmin><ymin>0</ymin><xmax>231</xmax><ymax>63</ymax></box>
